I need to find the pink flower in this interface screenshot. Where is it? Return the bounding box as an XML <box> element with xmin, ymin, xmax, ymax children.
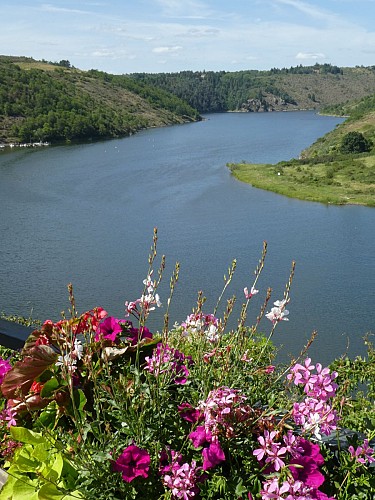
<box><xmin>145</xmin><ymin>344</ymin><xmax>192</xmax><ymax>385</ymax></box>
<box><xmin>289</xmin><ymin>439</ymin><xmax>325</xmax><ymax>488</ymax></box>
<box><xmin>0</xmin><ymin>358</ymin><xmax>12</xmax><ymax>385</ymax></box>
<box><xmin>198</xmin><ymin>386</ymin><xmax>247</xmax><ymax>440</ymax></box>
<box><xmin>163</xmin><ymin>460</ymin><xmax>203</xmax><ymax>499</ymax></box>
<box><xmin>348</xmin><ymin>439</ymin><xmax>375</xmax><ymax>465</ymax></box>
<box><xmin>112</xmin><ymin>445</ymin><xmax>150</xmax><ymax>483</ymax></box>
<box><xmin>2</xmin><ymin>407</ymin><xmax>17</xmax><ymax>428</ymax></box>
<box><xmin>95</xmin><ymin>316</ymin><xmax>125</xmax><ymax>342</ymax></box>
<box><xmin>126</xmin><ymin>325</ymin><xmax>153</xmax><ymax>345</ymax></box>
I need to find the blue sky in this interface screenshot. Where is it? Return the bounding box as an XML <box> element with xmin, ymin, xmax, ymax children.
<box><xmin>1</xmin><ymin>0</ymin><xmax>375</xmax><ymax>74</ymax></box>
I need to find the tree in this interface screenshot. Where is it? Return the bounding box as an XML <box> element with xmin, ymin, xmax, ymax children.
<box><xmin>340</xmin><ymin>131</ymin><xmax>373</xmax><ymax>154</ymax></box>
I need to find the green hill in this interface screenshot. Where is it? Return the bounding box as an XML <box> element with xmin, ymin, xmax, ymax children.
<box><xmin>0</xmin><ymin>56</ymin><xmax>200</xmax><ymax>144</ymax></box>
<box><xmin>130</xmin><ymin>64</ymin><xmax>375</xmax><ymax>113</ymax></box>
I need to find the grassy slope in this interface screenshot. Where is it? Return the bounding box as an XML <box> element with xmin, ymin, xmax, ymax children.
<box><xmin>229</xmin><ymin>156</ymin><xmax>375</xmax><ymax>206</ymax></box>
<box><xmin>228</xmin><ymin>98</ymin><xmax>375</xmax><ymax>206</ymax></box>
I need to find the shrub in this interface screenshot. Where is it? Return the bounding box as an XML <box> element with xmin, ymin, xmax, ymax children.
<box><xmin>340</xmin><ymin>131</ymin><xmax>373</xmax><ymax>154</ymax></box>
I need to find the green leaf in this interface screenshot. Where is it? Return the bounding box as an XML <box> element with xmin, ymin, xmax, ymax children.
<box><xmin>12</xmin><ymin>478</ymin><xmax>39</xmax><ymax>500</ymax></box>
<box><xmin>73</xmin><ymin>389</ymin><xmax>87</xmax><ymax>412</ymax></box>
<box><xmin>36</xmin><ymin>402</ymin><xmax>58</xmax><ymax>429</ymax></box>
<box><xmin>45</xmin><ymin>453</ymin><xmax>63</xmax><ymax>482</ymax></box>
<box><xmin>10</xmin><ymin>427</ymin><xmax>46</xmax><ymax>445</ymax></box>
<box><xmin>40</xmin><ymin>378</ymin><xmax>60</xmax><ymax>398</ymax></box>
<box><xmin>38</xmin><ymin>482</ymin><xmax>65</xmax><ymax>500</ymax></box>
<box><xmin>0</xmin><ymin>474</ymin><xmax>17</xmax><ymax>500</ymax></box>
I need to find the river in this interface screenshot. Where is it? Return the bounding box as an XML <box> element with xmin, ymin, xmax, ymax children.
<box><xmin>0</xmin><ymin>111</ymin><xmax>373</xmax><ymax>365</ymax></box>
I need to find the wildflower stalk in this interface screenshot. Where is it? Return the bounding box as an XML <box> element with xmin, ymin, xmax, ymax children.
<box><xmin>238</xmin><ymin>241</ymin><xmax>267</xmax><ymax>336</ymax></box>
<box><xmin>213</xmin><ymin>259</ymin><xmax>236</xmax><ymax>316</ymax></box>
<box><xmin>163</xmin><ymin>261</ymin><xmax>180</xmax><ymax>340</ymax></box>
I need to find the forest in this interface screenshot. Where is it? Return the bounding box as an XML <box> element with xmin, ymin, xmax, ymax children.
<box><xmin>0</xmin><ymin>57</ymin><xmax>200</xmax><ymax>144</ymax></box>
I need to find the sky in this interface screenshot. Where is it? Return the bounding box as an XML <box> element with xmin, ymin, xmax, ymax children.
<box><xmin>1</xmin><ymin>0</ymin><xmax>375</xmax><ymax>74</ymax></box>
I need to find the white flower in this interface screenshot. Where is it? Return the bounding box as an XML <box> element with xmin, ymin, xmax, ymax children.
<box><xmin>206</xmin><ymin>324</ymin><xmax>219</xmax><ymax>343</ymax></box>
<box><xmin>244</xmin><ymin>286</ymin><xmax>259</xmax><ymax>299</ymax></box>
<box><xmin>265</xmin><ymin>306</ymin><xmax>289</xmax><ymax>323</ymax></box>
<box><xmin>74</xmin><ymin>339</ymin><xmax>83</xmax><ymax>360</ymax></box>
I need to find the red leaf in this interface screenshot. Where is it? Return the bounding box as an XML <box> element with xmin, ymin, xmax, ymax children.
<box><xmin>1</xmin><ymin>345</ymin><xmax>58</xmax><ymax>399</ymax></box>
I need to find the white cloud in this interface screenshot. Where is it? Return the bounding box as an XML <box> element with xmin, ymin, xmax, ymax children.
<box><xmin>296</xmin><ymin>51</ymin><xmax>326</xmax><ymax>60</ymax></box>
<box><xmin>152</xmin><ymin>45</ymin><xmax>183</xmax><ymax>53</ymax></box>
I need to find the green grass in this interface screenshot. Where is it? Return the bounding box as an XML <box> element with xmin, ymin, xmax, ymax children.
<box><xmin>228</xmin><ymin>154</ymin><xmax>375</xmax><ymax>206</ymax></box>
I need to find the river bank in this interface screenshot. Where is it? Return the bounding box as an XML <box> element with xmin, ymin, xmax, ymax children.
<box><xmin>228</xmin><ymin>153</ymin><xmax>375</xmax><ymax>206</ymax></box>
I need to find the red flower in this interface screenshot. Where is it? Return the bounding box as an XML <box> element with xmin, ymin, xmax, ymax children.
<box><xmin>112</xmin><ymin>445</ymin><xmax>150</xmax><ymax>483</ymax></box>
<box><xmin>30</xmin><ymin>381</ymin><xmax>44</xmax><ymax>394</ymax></box>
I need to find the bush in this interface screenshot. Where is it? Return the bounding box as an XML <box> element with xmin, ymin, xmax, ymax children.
<box><xmin>340</xmin><ymin>131</ymin><xmax>373</xmax><ymax>154</ymax></box>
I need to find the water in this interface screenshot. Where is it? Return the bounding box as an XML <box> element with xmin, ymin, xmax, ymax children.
<box><xmin>1</xmin><ymin>111</ymin><xmax>374</xmax><ymax>365</ymax></box>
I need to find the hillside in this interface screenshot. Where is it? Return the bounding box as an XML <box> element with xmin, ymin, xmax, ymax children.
<box><xmin>0</xmin><ymin>56</ymin><xmax>200</xmax><ymax>145</ymax></box>
<box><xmin>130</xmin><ymin>64</ymin><xmax>375</xmax><ymax>113</ymax></box>
<box><xmin>228</xmin><ymin>92</ymin><xmax>375</xmax><ymax>206</ymax></box>
<box><xmin>302</xmin><ymin>93</ymin><xmax>375</xmax><ymax>158</ymax></box>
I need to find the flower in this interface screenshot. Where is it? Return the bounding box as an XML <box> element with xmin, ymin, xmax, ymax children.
<box><xmin>244</xmin><ymin>286</ymin><xmax>259</xmax><ymax>299</ymax></box>
<box><xmin>181</xmin><ymin>312</ymin><xmax>220</xmax><ymax>343</ymax></box>
<box><xmin>265</xmin><ymin>299</ymin><xmax>289</xmax><ymax>323</ymax></box>
<box><xmin>126</xmin><ymin>325</ymin><xmax>153</xmax><ymax>345</ymax></box>
<box><xmin>178</xmin><ymin>403</ymin><xmax>202</xmax><ymax>423</ymax></box>
<box><xmin>198</xmin><ymin>386</ymin><xmax>247</xmax><ymax>440</ymax></box>
<box><xmin>348</xmin><ymin>439</ymin><xmax>375</xmax><ymax>465</ymax></box>
<box><xmin>189</xmin><ymin>426</ymin><xmax>225</xmax><ymax>470</ymax></box>
<box><xmin>112</xmin><ymin>445</ymin><xmax>150</xmax><ymax>483</ymax></box>
<box><xmin>289</xmin><ymin>438</ymin><xmax>325</xmax><ymax>489</ymax></box>
<box><xmin>163</xmin><ymin>460</ymin><xmax>203</xmax><ymax>499</ymax></box>
<box><xmin>0</xmin><ymin>358</ymin><xmax>12</xmax><ymax>385</ymax></box>
<box><xmin>94</xmin><ymin>316</ymin><xmax>125</xmax><ymax>342</ymax></box>
<box><xmin>145</xmin><ymin>343</ymin><xmax>192</xmax><ymax>385</ymax></box>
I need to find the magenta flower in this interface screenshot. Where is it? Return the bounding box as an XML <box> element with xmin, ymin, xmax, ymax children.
<box><xmin>289</xmin><ymin>439</ymin><xmax>325</xmax><ymax>489</ymax></box>
<box><xmin>145</xmin><ymin>344</ymin><xmax>192</xmax><ymax>385</ymax></box>
<box><xmin>112</xmin><ymin>445</ymin><xmax>150</xmax><ymax>483</ymax></box>
<box><xmin>95</xmin><ymin>316</ymin><xmax>125</xmax><ymax>342</ymax></box>
<box><xmin>0</xmin><ymin>358</ymin><xmax>12</xmax><ymax>385</ymax></box>
<box><xmin>178</xmin><ymin>403</ymin><xmax>202</xmax><ymax>423</ymax></box>
<box><xmin>348</xmin><ymin>439</ymin><xmax>375</xmax><ymax>465</ymax></box>
<box><xmin>126</xmin><ymin>325</ymin><xmax>153</xmax><ymax>345</ymax></box>
<box><xmin>189</xmin><ymin>426</ymin><xmax>225</xmax><ymax>470</ymax></box>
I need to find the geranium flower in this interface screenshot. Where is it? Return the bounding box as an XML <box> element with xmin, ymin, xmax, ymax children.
<box><xmin>163</xmin><ymin>460</ymin><xmax>203</xmax><ymax>499</ymax></box>
<box><xmin>112</xmin><ymin>445</ymin><xmax>150</xmax><ymax>483</ymax></box>
<box><xmin>0</xmin><ymin>358</ymin><xmax>12</xmax><ymax>385</ymax></box>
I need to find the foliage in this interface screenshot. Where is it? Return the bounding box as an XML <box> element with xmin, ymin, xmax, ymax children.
<box><xmin>130</xmin><ymin>65</ymin><xmax>375</xmax><ymax>113</ymax></box>
<box><xmin>339</xmin><ymin>132</ymin><xmax>373</xmax><ymax>154</ymax></box>
<box><xmin>0</xmin><ymin>58</ymin><xmax>200</xmax><ymax>144</ymax></box>
<box><xmin>0</xmin><ymin>233</ymin><xmax>374</xmax><ymax>499</ymax></box>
